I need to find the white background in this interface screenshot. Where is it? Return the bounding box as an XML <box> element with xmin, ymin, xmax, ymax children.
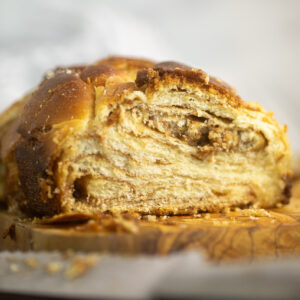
<box><xmin>1</xmin><ymin>0</ymin><xmax>299</xmax><ymax>150</ymax></box>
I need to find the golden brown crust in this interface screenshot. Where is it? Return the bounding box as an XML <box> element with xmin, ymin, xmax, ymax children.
<box><xmin>15</xmin><ymin>133</ymin><xmax>59</xmax><ymax>215</ymax></box>
<box><xmin>18</xmin><ymin>73</ymin><xmax>93</xmax><ymax>137</ymax></box>
<box><xmin>1</xmin><ymin>118</ymin><xmax>21</xmax><ymax>161</ymax></box>
<box><xmin>95</xmin><ymin>56</ymin><xmax>155</xmax><ymax>71</ymax></box>
<box><xmin>80</xmin><ymin>64</ymin><xmax>119</xmax><ymax>86</ymax></box>
<box><xmin>0</xmin><ymin>56</ymin><xmax>292</xmax><ymax>217</ymax></box>
<box><xmin>136</xmin><ymin>61</ymin><xmax>244</xmax><ymax>108</ymax></box>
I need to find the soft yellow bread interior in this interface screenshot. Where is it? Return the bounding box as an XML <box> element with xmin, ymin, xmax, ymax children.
<box><xmin>56</xmin><ymin>85</ymin><xmax>290</xmax><ymax>215</ymax></box>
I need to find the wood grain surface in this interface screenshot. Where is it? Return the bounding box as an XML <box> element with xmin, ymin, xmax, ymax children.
<box><xmin>1</xmin><ymin>181</ymin><xmax>300</xmax><ymax>263</ymax></box>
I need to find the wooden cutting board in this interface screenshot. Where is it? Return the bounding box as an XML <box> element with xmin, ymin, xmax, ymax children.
<box><xmin>2</xmin><ymin>181</ymin><xmax>300</xmax><ymax>263</ymax></box>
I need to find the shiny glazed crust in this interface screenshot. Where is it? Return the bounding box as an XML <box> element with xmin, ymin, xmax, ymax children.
<box><xmin>0</xmin><ymin>56</ymin><xmax>292</xmax><ymax>217</ymax></box>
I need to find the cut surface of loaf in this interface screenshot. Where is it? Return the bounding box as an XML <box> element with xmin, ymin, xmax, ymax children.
<box><xmin>0</xmin><ymin>56</ymin><xmax>292</xmax><ymax>217</ymax></box>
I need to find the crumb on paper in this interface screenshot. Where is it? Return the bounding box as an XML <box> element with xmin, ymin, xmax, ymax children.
<box><xmin>5</xmin><ymin>253</ymin><xmax>101</xmax><ymax>281</ymax></box>
<box><xmin>24</xmin><ymin>257</ymin><xmax>38</xmax><ymax>269</ymax></box>
<box><xmin>10</xmin><ymin>263</ymin><xmax>20</xmax><ymax>273</ymax></box>
<box><xmin>5</xmin><ymin>257</ymin><xmax>18</xmax><ymax>263</ymax></box>
<box><xmin>63</xmin><ymin>249</ymin><xmax>75</xmax><ymax>259</ymax></box>
<box><xmin>46</xmin><ymin>261</ymin><xmax>63</xmax><ymax>275</ymax></box>
<box><xmin>65</xmin><ymin>254</ymin><xmax>100</xmax><ymax>280</ymax></box>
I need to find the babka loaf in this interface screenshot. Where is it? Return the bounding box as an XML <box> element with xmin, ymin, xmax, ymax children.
<box><xmin>0</xmin><ymin>57</ymin><xmax>292</xmax><ymax>217</ymax></box>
